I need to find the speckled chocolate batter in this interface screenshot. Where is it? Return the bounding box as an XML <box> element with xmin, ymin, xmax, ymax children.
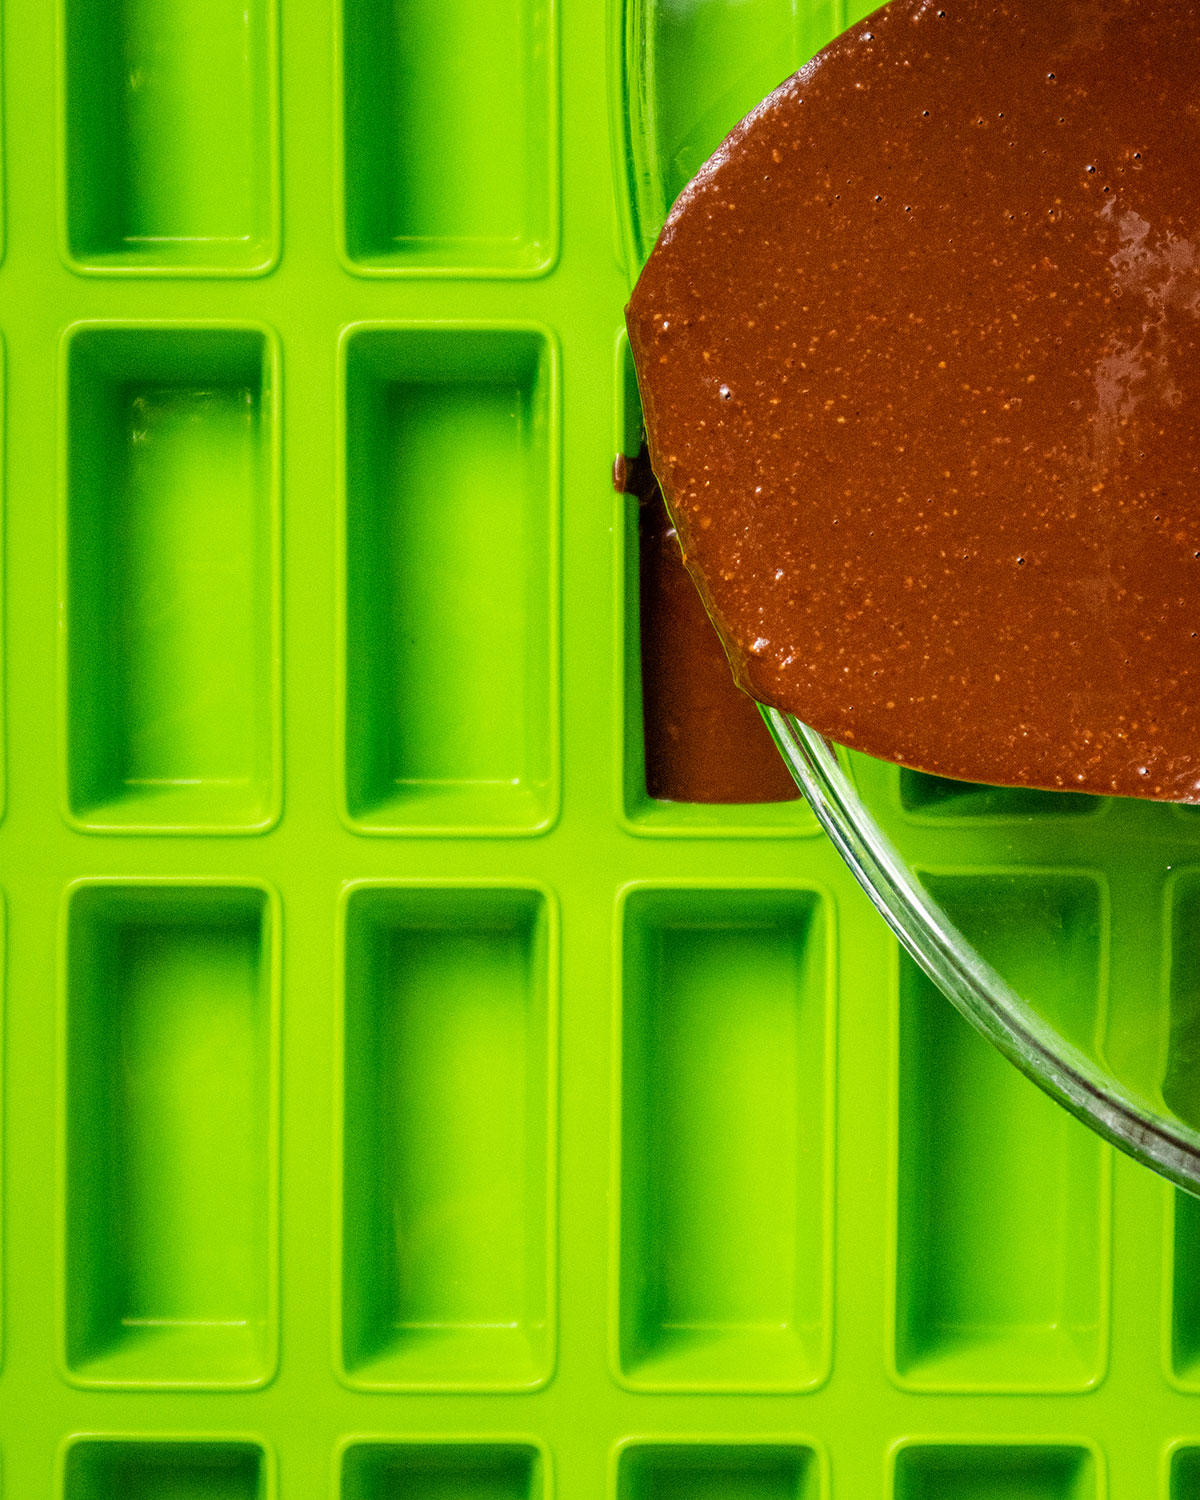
<box><xmin>627</xmin><ymin>0</ymin><xmax>1200</xmax><ymax>802</ymax></box>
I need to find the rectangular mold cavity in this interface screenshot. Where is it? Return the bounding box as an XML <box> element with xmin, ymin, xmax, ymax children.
<box><xmin>340</xmin><ymin>884</ymin><xmax>554</xmax><ymax>1389</ymax></box>
<box><xmin>340</xmin><ymin>0</ymin><xmax>554</xmax><ymax>273</ymax></box>
<box><xmin>617</xmin><ymin>885</ymin><xmax>832</xmax><ymax>1390</ymax></box>
<box><xmin>62</xmin><ymin>0</ymin><xmax>278</xmax><ymax>273</ymax></box>
<box><xmin>342</xmin><ymin>326</ymin><xmax>556</xmax><ymax>836</ymax></box>
<box><xmin>1173</xmin><ymin>1447</ymin><xmax>1200</xmax><ymax>1498</ymax></box>
<box><xmin>615</xmin><ymin>338</ymin><xmax>812</xmax><ymax>837</ymax></box>
<box><xmin>1164</xmin><ymin>872</ymin><xmax>1200</xmax><ymax>1133</ymax></box>
<box><xmin>64</xmin><ymin>325</ymin><xmax>279</xmax><ymax>834</ymax></box>
<box><xmin>892</xmin><ymin>1444</ymin><xmax>1097</xmax><ymax>1500</ymax></box>
<box><xmin>63</xmin><ymin>1439</ymin><xmax>268</xmax><ymax>1500</ymax></box>
<box><xmin>894</xmin><ymin>873</ymin><xmax>1108</xmax><ymax>1392</ymax></box>
<box><xmin>616</xmin><ymin>1444</ymin><xmax>819</xmax><ymax>1500</ymax></box>
<box><xmin>63</xmin><ymin>882</ymin><xmax>277</xmax><ymax>1388</ymax></box>
<box><xmin>899</xmin><ymin>769</ymin><xmax>1103</xmax><ymax>819</ymax></box>
<box><xmin>1170</xmin><ymin>1188</ymin><xmax>1200</xmax><ymax>1384</ymax></box>
<box><xmin>342</xmin><ymin>1443</ymin><xmax>544</xmax><ymax>1500</ymax></box>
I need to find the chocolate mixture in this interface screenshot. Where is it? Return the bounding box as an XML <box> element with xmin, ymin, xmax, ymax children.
<box><xmin>616</xmin><ymin>448</ymin><xmax>799</xmax><ymax>802</ymax></box>
<box><xmin>628</xmin><ymin>0</ymin><xmax>1200</xmax><ymax>802</ymax></box>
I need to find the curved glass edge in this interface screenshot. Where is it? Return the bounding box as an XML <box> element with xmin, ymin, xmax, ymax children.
<box><xmin>607</xmin><ymin>0</ymin><xmax>659</xmax><ymax>279</ymax></box>
<box><xmin>764</xmin><ymin>706</ymin><xmax>1200</xmax><ymax>1194</ymax></box>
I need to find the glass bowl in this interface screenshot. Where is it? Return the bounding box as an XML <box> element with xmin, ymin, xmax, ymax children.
<box><xmin>614</xmin><ymin>0</ymin><xmax>1200</xmax><ymax>1192</ymax></box>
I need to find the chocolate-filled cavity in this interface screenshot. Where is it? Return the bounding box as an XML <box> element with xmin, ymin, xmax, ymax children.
<box><xmin>628</xmin><ymin>0</ymin><xmax>1200</xmax><ymax>803</ymax></box>
<box><xmin>616</xmin><ymin>448</ymin><xmax>798</xmax><ymax>804</ymax></box>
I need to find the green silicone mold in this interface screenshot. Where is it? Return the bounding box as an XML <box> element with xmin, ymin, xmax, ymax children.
<box><xmin>0</xmin><ymin>0</ymin><xmax>1187</xmax><ymax>1490</ymax></box>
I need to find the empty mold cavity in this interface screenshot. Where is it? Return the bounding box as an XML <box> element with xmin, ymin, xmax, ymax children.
<box><xmin>893</xmin><ymin>1445</ymin><xmax>1097</xmax><ymax>1500</ymax></box>
<box><xmin>1173</xmin><ymin>1447</ymin><xmax>1200</xmax><ymax>1498</ymax></box>
<box><xmin>900</xmin><ymin>769</ymin><xmax>1102</xmax><ymax>818</ymax></box>
<box><xmin>618</xmin><ymin>886</ymin><xmax>831</xmax><ymax>1390</ymax></box>
<box><xmin>63</xmin><ymin>0</ymin><xmax>277</xmax><ymax>271</ymax></box>
<box><xmin>895</xmin><ymin>874</ymin><xmax>1107</xmax><ymax>1391</ymax></box>
<box><xmin>341</xmin><ymin>0</ymin><xmax>553</xmax><ymax>272</ymax></box>
<box><xmin>65</xmin><ymin>326</ymin><xmax>278</xmax><ymax>833</ymax></box>
<box><xmin>1170</xmin><ymin>1189</ymin><xmax>1200</xmax><ymax>1383</ymax></box>
<box><xmin>1164</xmin><ymin>873</ymin><xmax>1200</xmax><ymax>1131</ymax></box>
<box><xmin>63</xmin><ymin>1440</ymin><xmax>267</xmax><ymax>1500</ymax></box>
<box><xmin>343</xmin><ymin>327</ymin><xmax>555</xmax><ymax>834</ymax></box>
<box><xmin>342</xmin><ymin>1444</ymin><xmax>543</xmax><ymax>1500</ymax></box>
<box><xmin>617</xmin><ymin>1446</ymin><xmax>818</xmax><ymax>1500</ymax></box>
<box><xmin>922</xmin><ymin>871</ymin><xmax>1105</xmax><ymax>1062</ymax></box>
<box><xmin>340</xmin><ymin>884</ymin><xmax>553</xmax><ymax>1388</ymax></box>
<box><xmin>628</xmin><ymin>0</ymin><xmax>835</xmax><ymax>256</ymax></box>
<box><xmin>64</xmin><ymin>883</ymin><xmax>276</xmax><ymax>1387</ymax></box>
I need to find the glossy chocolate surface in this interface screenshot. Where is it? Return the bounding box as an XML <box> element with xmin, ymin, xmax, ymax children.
<box><xmin>628</xmin><ymin>0</ymin><xmax>1200</xmax><ymax>801</ymax></box>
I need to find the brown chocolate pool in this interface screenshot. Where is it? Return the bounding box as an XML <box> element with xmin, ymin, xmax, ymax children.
<box><xmin>616</xmin><ymin>447</ymin><xmax>799</xmax><ymax>802</ymax></box>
